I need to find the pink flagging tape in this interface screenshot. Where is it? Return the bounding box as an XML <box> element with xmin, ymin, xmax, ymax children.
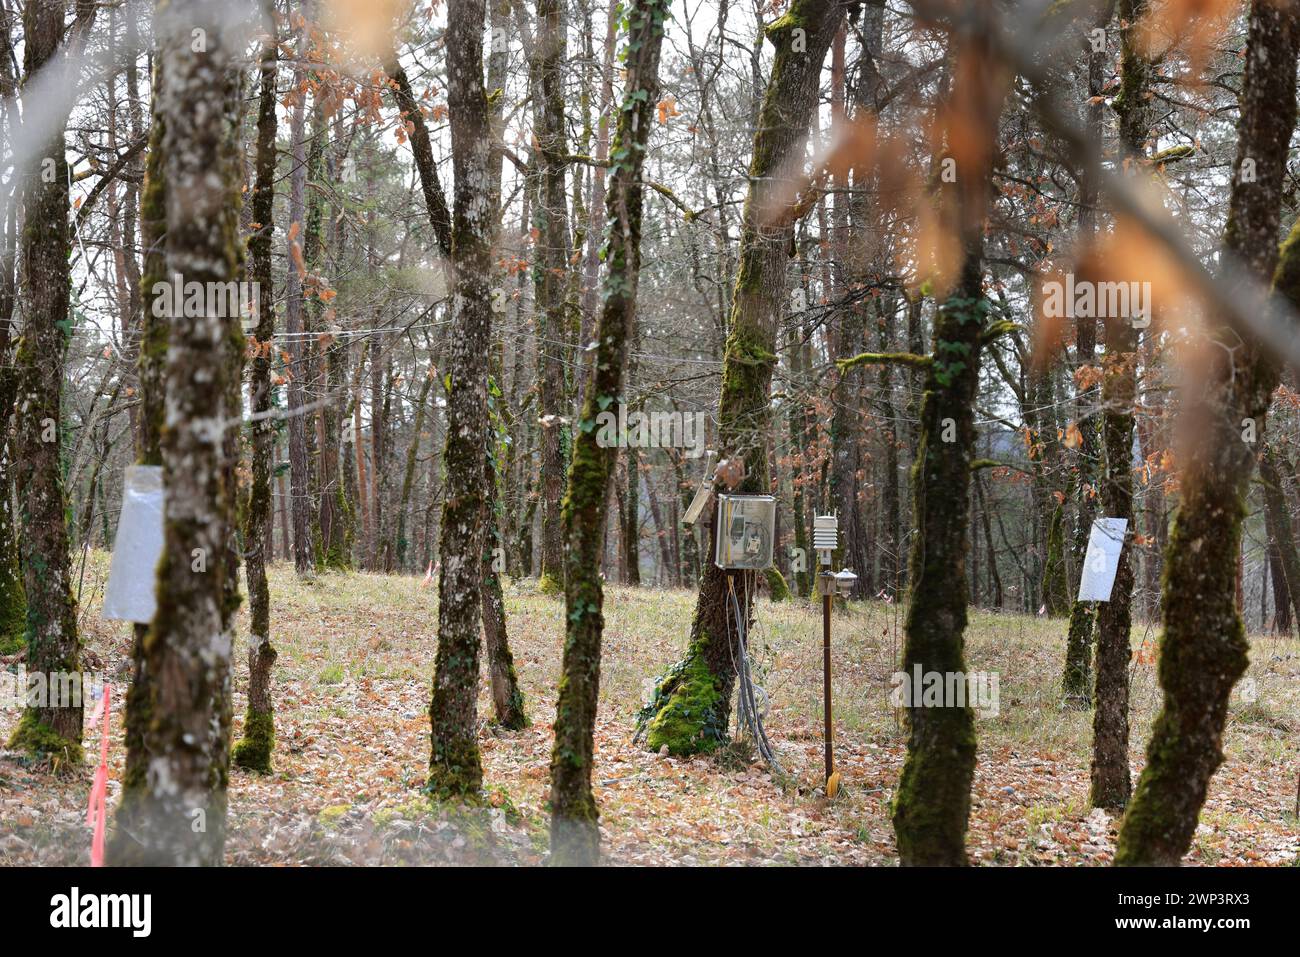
<box><xmin>86</xmin><ymin>683</ymin><xmax>111</xmax><ymax>867</ymax></box>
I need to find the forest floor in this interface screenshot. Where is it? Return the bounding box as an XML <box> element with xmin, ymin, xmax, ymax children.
<box><xmin>2</xmin><ymin>552</ymin><xmax>1299</xmax><ymax>866</ymax></box>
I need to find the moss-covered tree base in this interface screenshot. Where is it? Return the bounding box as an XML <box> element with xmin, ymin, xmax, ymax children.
<box><xmin>318</xmin><ymin>547</ymin><xmax>351</xmax><ymax>572</ymax></box>
<box><xmin>427</xmin><ymin>735</ymin><xmax>484</xmax><ymax>803</ymax></box>
<box><xmin>7</xmin><ymin>712</ymin><xmax>84</xmax><ymax>766</ymax></box>
<box><xmin>638</xmin><ymin>637</ymin><xmax>727</xmax><ymax>756</ymax></box>
<box><xmin>538</xmin><ymin>572</ymin><xmax>563</xmax><ymax>597</ymax></box>
<box><xmin>0</xmin><ymin>626</ymin><xmax>23</xmax><ymax>656</ymax></box>
<box><xmin>0</xmin><ymin>575</ymin><xmax>24</xmax><ymax>655</ymax></box>
<box><xmin>231</xmin><ymin>708</ymin><xmax>274</xmax><ymax>773</ymax></box>
<box><xmin>765</xmin><ymin>567</ymin><xmax>791</xmax><ymax>602</ymax></box>
<box><xmin>492</xmin><ymin>689</ymin><xmax>529</xmax><ymax>732</ymax></box>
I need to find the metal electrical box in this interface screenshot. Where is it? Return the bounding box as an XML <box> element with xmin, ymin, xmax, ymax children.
<box><xmin>714</xmin><ymin>494</ymin><xmax>776</xmax><ymax>570</ymax></box>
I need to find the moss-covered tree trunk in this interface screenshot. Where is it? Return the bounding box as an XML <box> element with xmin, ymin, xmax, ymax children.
<box><xmin>481</xmin><ymin>507</ymin><xmax>527</xmax><ymax>730</ymax></box>
<box><xmin>0</xmin><ymin>0</ymin><xmax>21</xmax><ymax>656</ymax></box>
<box><xmin>474</xmin><ymin>4</ymin><xmax>528</xmax><ymax>731</ymax></box>
<box><xmin>642</xmin><ymin>0</ymin><xmax>844</xmax><ymax>756</ymax></box>
<box><xmin>533</xmin><ymin>0</ymin><xmax>572</xmax><ymax>595</ymax></box>
<box><xmin>877</xmin><ymin>313</ymin><xmax>903</xmax><ymax>598</ymax></box>
<box><xmin>7</xmin><ymin>0</ymin><xmax>92</xmax><ymax>762</ymax></box>
<box><xmin>110</xmin><ymin>0</ymin><xmax>244</xmax><ymax>865</ymax></box>
<box><xmin>1117</xmin><ymin>0</ymin><xmax>1299</xmax><ymax>865</ymax></box>
<box><xmin>1088</xmin><ymin>0</ymin><xmax>1147</xmax><ymax>810</ymax></box>
<box><xmin>427</xmin><ymin>0</ymin><xmax>497</xmax><ymax>800</ymax></box>
<box><xmin>283</xmin><ymin>12</ymin><xmax>314</xmax><ymax>578</ymax></box>
<box><xmin>1090</xmin><ymin>312</ymin><xmax>1137</xmax><ymax>808</ymax></box>
<box><xmin>233</xmin><ymin>1</ymin><xmax>280</xmax><ymax>774</ymax></box>
<box><xmin>1259</xmin><ymin>445</ymin><xmax>1300</xmax><ymax>629</ymax></box>
<box><xmin>482</xmin><ymin>373</ymin><xmax>527</xmax><ymax>730</ymax></box>
<box><xmin>890</xmin><ymin>34</ymin><xmax>1007</xmax><ymax>865</ymax></box>
<box><xmin>1060</xmin><ymin>0</ymin><xmax>1112</xmax><ymax>705</ymax></box>
<box><xmin>622</xmin><ymin>445</ymin><xmax>641</xmax><ymax>584</ymax></box>
<box><xmin>319</xmin><ymin>331</ymin><xmax>353</xmax><ymax>568</ymax></box>
<box><xmin>0</xmin><ymin>187</ymin><xmax>22</xmax><ymax>655</ymax></box>
<box><xmin>890</xmin><ymin>269</ymin><xmax>991</xmax><ymax>866</ymax></box>
<box><xmin>828</xmin><ymin>301</ymin><xmax>868</xmax><ymax>597</ymax></box>
<box><xmin>396</xmin><ymin>369</ymin><xmax>434</xmax><ymax>572</ymax></box>
<box><xmin>114</xmin><ymin>51</ymin><xmax>168</xmax><ymax>833</ymax></box>
<box><xmin>550</xmin><ymin>0</ymin><xmax>666</xmax><ymax>864</ymax></box>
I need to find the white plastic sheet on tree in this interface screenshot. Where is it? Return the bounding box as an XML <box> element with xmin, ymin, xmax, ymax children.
<box><xmin>1077</xmin><ymin>517</ymin><xmax>1129</xmax><ymax>602</ymax></box>
<box><xmin>102</xmin><ymin>465</ymin><xmax>164</xmax><ymax>623</ymax></box>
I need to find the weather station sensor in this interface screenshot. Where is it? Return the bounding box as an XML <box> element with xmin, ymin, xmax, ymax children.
<box><xmin>713</xmin><ymin>494</ymin><xmax>776</xmax><ymax>570</ymax></box>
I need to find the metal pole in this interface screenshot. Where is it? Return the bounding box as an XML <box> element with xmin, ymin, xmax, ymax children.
<box><xmin>822</xmin><ymin>575</ymin><xmax>833</xmax><ymax>784</ymax></box>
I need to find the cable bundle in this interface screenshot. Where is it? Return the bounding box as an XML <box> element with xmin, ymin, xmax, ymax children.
<box><xmin>727</xmin><ymin>573</ymin><xmax>783</xmax><ymax>773</ymax></box>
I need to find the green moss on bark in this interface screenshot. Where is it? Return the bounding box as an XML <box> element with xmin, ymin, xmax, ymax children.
<box><xmin>765</xmin><ymin>566</ymin><xmax>791</xmax><ymax>601</ymax></box>
<box><xmin>640</xmin><ymin>637</ymin><xmax>727</xmax><ymax>756</ymax></box>
<box><xmin>891</xmin><ymin>705</ymin><xmax>976</xmax><ymax>864</ymax></box>
<box><xmin>426</xmin><ymin>734</ymin><xmax>484</xmax><ymax>801</ymax></box>
<box><xmin>7</xmin><ymin>711</ymin><xmax>84</xmax><ymax>765</ymax></box>
<box><xmin>1062</xmin><ymin>600</ymin><xmax>1094</xmax><ymax>705</ymax></box>
<box><xmin>0</xmin><ymin>574</ymin><xmax>23</xmax><ymax>654</ymax></box>
<box><xmin>231</xmin><ymin>708</ymin><xmax>274</xmax><ymax>773</ymax></box>
<box><xmin>1042</xmin><ymin>502</ymin><xmax>1069</xmax><ymax>617</ymax></box>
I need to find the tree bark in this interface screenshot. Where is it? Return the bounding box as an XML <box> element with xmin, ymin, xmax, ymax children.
<box><xmin>7</xmin><ymin>0</ymin><xmax>94</xmax><ymax>762</ymax></box>
<box><xmin>482</xmin><ymin>381</ymin><xmax>527</xmax><ymax>729</ymax></box>
<box><xmin>890</xmin><ymin>34</ymin><xmax>1006</xmax><ymax>866</ymax></box>
<box><xmin>1088</xmin><ymin>0</ymin><xmax>1146</xmax><ymax>810</ymax></box>
<box><xmin>116</xmin><ymin>42</ymin><xmax>168</xmax><ymax>816</ymax></box>
<box><xmin>284</xmin><ymin>8</ymin><xmax>315</xmax><ymax>577</ymax></box>
<box><xmin>428</xmin><ymin>0</ymin><xmax>497</xmax><ymax>799</ymax></box>
<box><xmin>396</xmin><ymin>367</ymin><xmax>434</xmax><ymax>572</ymax></box>
<box><xmin>1117</xmin><ymin>0</ymin><xmax>1300</xmax><ymax>865</ymax></box>
<box><xmin>0</xmin><ymin>16</ymin><xmax>23</xmax><ymax>654</ymax></box>
<box><xmin>550</xmin><ymin>0</ymin><xmax>665</xmax><ymax>864</ymax></box>
<box><xmin>532</xmin><ymin>0</ymin><xmax>572</xmax><ymax>594</ymax></box>
<box><xmin>640</xmin><ymin>0</ymin><xmax>844</xmax><ymax>756</ymax></box>
<box><xmin>1061</xmin><ymin>0</ymin><xmax>1114</xmax><ymax>705</ymax></box>
<box><xmin>233</xmin><ymin>0</ymin><xmax>280</xmax><ymax>774</ymax></box>
<box><xmin>110</xmin><ymin>0</ymin><xmax>243</xmax><ymax>864</ymax></box>
<box><xmin>1259</xmin><ymin>445</ymin><xmax>1300</xmax><ymax>631</ymax></box>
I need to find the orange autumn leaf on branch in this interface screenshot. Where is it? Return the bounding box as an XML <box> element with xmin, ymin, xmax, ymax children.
<box><xmin>1136</xmin><ymin>0</ymin><xmax>1240</xmax><ymax>83</ymax></box>
<box><xmin>1073</xmin><ymin>364</ymin><xmax>1103</xmax><ymax>391</ymax></box>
